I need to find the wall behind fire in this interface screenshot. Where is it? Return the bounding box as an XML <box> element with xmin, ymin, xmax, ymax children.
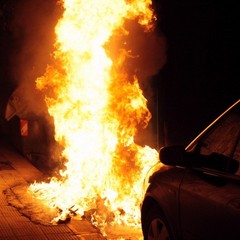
<box><xmin>153</xmin><ymin>0</ymin><xmax>239</xmax><ymax>146</ymax></box>
<box><xmin>1</xmin><ymin>0</ymin><xmax>239</xmax><ymax>152</ymax></box>
<box><xmin>0</xmin><ymin>0</ymin><xmax>167</xmax><ymax>152</ymax></box>
<box><xmin>0</xmin><ymin>0</ymin><xmax>62</xmax><ymax>170</ymax></box>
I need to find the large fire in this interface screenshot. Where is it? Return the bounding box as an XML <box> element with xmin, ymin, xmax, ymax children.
<box><xmin>29</xmin><ymin>0</ymin><xmax>159</xmax><ymax>235</ymax></box>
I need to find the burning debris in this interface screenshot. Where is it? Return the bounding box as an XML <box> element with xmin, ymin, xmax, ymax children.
<box><xmin>11</xmin><ymin>0</ymin><xmax>164</xmax><ymax>236</ymax></box>
<box><xmin>51</xmin><ymin>205</ymin><xmax>78</xmax><ymax>224</ymax></box>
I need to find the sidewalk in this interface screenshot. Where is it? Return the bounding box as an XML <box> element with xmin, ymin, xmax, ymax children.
<box><xmin>0</xmin><ymin>138</ymin><xmax>104</xmax><ymax>240</ymax></box>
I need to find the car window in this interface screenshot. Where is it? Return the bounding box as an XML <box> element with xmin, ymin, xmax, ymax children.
<box><xmin>198</xmin><ymin>106</ymin><xmax>240</xmax><ymax>175</ymax></box>
<box><xmin>232</xmin><ymin>139</ymin><xmax>240</xmax><ymax>176</ymax></box>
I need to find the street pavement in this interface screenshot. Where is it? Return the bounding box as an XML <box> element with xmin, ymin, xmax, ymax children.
<box><xmin>0</xmin><ymin>137</ymin><xmax>105</xmax><ymax>240</ymax></box>
<box><xmin>0</xmin><ymin>137</ymin><xmax>143</xmax><ymax>240</ymax></box>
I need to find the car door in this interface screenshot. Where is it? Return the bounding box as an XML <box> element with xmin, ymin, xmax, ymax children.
<box><xmin>179</xmin><ymin>105</ymin><xmax>240</xmax><ymax>240</ymax></box>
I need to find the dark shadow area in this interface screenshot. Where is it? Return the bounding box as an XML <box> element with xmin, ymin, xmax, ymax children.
<box><xmin>152</xmin><ymin>0</ymin><xmax>239</xmax><ymax>146</ymax></box>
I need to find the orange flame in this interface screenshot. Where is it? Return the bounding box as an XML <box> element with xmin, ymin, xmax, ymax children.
<box><xmin>30</xmin><ymin>0</ymin><xmax>159</xmax><ymax>234</ymax></box>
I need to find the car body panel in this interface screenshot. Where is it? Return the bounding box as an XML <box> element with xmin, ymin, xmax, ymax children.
<box><xmin>180</xmin><ymin>169</ymin><xmax>240</xmax><ymax>239</ymax></box>
<box><xmin>143</xmin><ymin>167</ymin><xmax>186</xmax><ymax>239</ymax></box>
<box><xmin>141</xmin><ymin>99</ymin><xmax>240</xmax><ymax>240</ymax></box>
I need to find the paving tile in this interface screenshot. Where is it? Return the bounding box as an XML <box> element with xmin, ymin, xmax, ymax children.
<box><xmin>0</xmin><ymin>220</ymin><xmax>10</xmax><ymax>228</ymax></box>
<box><xmin>7</xmin><ymin>220</ymin><xmax>39</xmax><ymax>229</ymax></box>
<box><xmin>45</xmin><ymin>233</ymin><xmax>82</xmax><ymax>240</ymax></box>
<box><xmin>0</xmin><ymin>193</ymin><xmax>8</xmax><ymax>205</ymax></box>
<box><xmin>0</xmin><ymin>205</ymin><xmax>22</xmax><ymax>217</ymax></box>
<box><xmin>0</xmin><ymin>171</ymin><xmax>26</xmax><ymax>187</ymax></box>
<box><xmin>5</xmin><ymin>215</ymin><xmax>31</xmax><ymax>224</ymax></box>
<box><xmin>4</xmin><ymin>151</ymin><xmax>44</xmax><ymax>183</ymax></box>
<box><xmin>0</xmin><ymin>182</ymin><xmax>8</xmax><ymax>189</ymax></box>
<box><xmin>11</xmin><ymin>225</ymin><xmax>43</xmax><ymax>237</ymax></box>
<box><xmin>0</xmin><ymin>179</ymin><xmax>7</xmax><ymax>184</ymax></box>
<box><xmin>16</xmin><ymin>235</ymin><xmax>48</xmax><ymax>240</ymax></box>
<box><xmin>0</xmin><ymin>226</ymin><xmax>15</xmax><ymax>238</ymax></box>
<box><xmin>79</xmin><ymin>233</ymin><xmax>106</xmax><ymax>240</ymax></box>
<box><xmin>0</xmin><ymin>236</ymin><xmax>18</xmax><ymax>240</ymax></box>
<box><xmin>39</xmin><ymin>224</ymin><xmax>73</xmax><ymax>234</ymax></box>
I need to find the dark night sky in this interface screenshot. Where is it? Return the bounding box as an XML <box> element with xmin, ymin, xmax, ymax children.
<box><xmin>1</xmin><ymin>0</ymin><xmax>239</xmax><ymax>148</ymax></box>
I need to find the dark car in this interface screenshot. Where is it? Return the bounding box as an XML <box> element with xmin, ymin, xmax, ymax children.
<box><xmin>141</xmin><ymin>99</ymin><xmax>240</xmax><ymax>240</ymax></box>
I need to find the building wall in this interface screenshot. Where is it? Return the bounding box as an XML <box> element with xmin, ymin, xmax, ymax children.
<box><xmin>153</xmin><ymin>0</ymin><xmax>239</xmax><ymax>146</ymax></box>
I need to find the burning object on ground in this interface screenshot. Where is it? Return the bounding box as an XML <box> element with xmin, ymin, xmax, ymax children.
<box><xmin>5</xmin><ymin>0</ymin><xmax>165</xmax><ymax>236</ymax></box>
<box><xmin>3</xmin><ymin>88</ymin><xmax>60</xmax><ymax>172</ymax></box>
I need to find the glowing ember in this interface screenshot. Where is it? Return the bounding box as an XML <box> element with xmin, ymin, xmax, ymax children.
<box><xmin>29</xmin><ymin>0</ymin><xmax>159</xmax><ymax>235</ymax></box>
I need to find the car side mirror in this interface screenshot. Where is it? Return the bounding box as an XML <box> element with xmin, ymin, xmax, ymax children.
<box><xmin>159</xmin><ymin>145</ymin><xmax>187</xmax><ymax>167</ymax></box>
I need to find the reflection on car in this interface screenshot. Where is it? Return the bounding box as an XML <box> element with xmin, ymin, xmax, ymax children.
<box><xmin>141</xmin><ymin>99</ymin><xmax>240</xmax><ymax>240</ymax></box>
